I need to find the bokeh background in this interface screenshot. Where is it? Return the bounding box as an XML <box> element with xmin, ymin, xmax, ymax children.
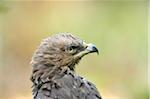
<box><xmin>0</xmin><ymin>0</ymin><xmax>148</xmax><ymax>99</ymax></box>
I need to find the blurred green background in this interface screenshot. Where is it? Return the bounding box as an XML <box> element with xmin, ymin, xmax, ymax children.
<box><xmin>0</xmin><ymin>0</ymin><xmax>148</xmax><ymax>99</ymax></box>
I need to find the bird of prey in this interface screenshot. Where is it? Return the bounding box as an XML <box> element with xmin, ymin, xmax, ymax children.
<box><xmin>30</xmin><ymin>33</ymin><xmax>102</xmax><ymax>99</ymax></box>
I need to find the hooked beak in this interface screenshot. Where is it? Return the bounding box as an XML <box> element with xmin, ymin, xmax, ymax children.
<box><xmin>86</xmin><ymin>43</ymin><xmax>99</xmax><ymax>55</ymax></box>
<box><xmin>74</xmin><ymin>42</ymin><xmax>99</xmax><ymax>59</ymax></box>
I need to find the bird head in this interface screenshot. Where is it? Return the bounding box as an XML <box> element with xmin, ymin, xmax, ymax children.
<box><xmin>31</xmin><ymin>33</ymin><xmax>99</xmax><ymax>70</ymax></box>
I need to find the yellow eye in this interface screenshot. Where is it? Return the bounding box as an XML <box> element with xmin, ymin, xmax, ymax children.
<box><xmin>68</xmin><ymin>46</ymin><xmax>78</xmax><ymax>54</ymax></box>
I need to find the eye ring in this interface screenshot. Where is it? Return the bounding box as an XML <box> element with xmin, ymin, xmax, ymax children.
<box><xmin>67</xmin><ymin>45</ymin><xmax>78</xmax><ymax>54</ymax></box>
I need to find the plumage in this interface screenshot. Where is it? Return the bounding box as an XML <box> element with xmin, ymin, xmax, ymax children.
<box><xmin>30</xmin><ymin>33</ymin><xmax>102</xmax><ymax>99</ymax></box>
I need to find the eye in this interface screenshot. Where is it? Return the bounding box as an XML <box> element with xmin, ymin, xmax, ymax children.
<box><xmin>67</xmin><ymin>45</ymin><xmax>78</xmax><ymax>54</ymax></box>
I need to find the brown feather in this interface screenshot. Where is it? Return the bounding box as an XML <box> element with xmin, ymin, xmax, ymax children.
<box><xmin>30</xmin><ymin>33</ymin><xmax>102</xmax><ymax>99</ymax></box>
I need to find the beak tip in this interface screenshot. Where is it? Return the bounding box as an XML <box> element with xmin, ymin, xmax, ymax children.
<box><xmin>97</xmin><ymin>51</ymin><xmax>99</xmax><ymax>55</ymax></box>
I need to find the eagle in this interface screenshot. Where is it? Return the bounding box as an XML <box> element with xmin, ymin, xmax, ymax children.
<box><xmin>30</xmin><ymin>33</ymin><xmax>102</xmax><ymax>99</ymax></box>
